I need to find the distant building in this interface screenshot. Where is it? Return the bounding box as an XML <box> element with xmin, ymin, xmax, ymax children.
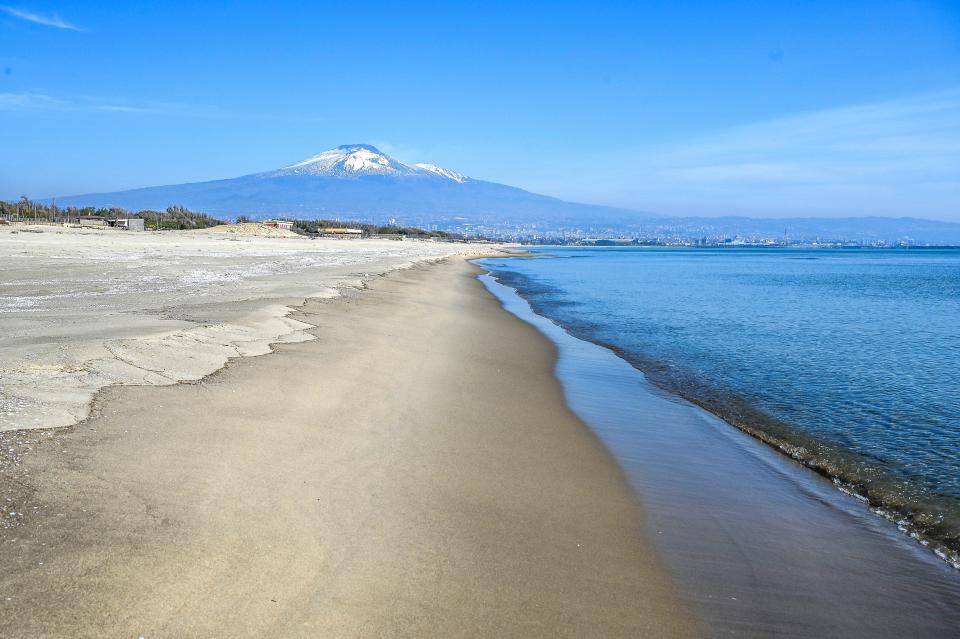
<box><xmin>74</xmin><ymin>216</ymin><xmax>144</xmax><ymax>231</ymax></box>
<box><xmin>113</xmin><ymin>218</ymin><xmax>145</xmax><ymax>231</ymax></box>
<box><xmin>370</xmin><ymin>233</ymin><xmax>404</xmax><ymax>241</ymax></box>
<box><xmin>76</xmin><ymin>216</ymin><xmax>109</xmax><ymax>228</ymax></box>
<box><xmin>261</xmin><ymin>219</ymin><xmax>294</xmax><ymax>230</ymax></box>
<box><xmin>320</xmin><ymin>228</ymin><xmax>363</xmax><ymax>237</ymax></box>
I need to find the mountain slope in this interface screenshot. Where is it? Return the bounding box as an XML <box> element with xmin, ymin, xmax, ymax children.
<box><xmin>51</xmin><ymin>144</ymin><xmax>960</xmax><ymax>242</ymax></box>
<box><xmin>55</xmin><ymin>144</ymin><xmax>653</xmax><ymax>228</ymax></box>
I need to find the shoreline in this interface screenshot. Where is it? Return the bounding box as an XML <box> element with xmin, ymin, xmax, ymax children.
<box><xmin>0</xmin><ymin>257</ymin><xmax>696</xmax><ymax>637</ymax></box>
<box><xmin>477</xmin><ymin>265</ymin><xmax>960</xmax><ymax>635</ymax></box>
<box><xmin>483</xmin><ymin>254</ymin><xmax>960</xmax><ymax>568</ymax></box>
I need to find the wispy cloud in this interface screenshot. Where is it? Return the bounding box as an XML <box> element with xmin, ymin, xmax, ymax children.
<box><xmin>0</xmin><ymin>91</ymin><xmax>65</xmax><ymax>110</ymax></box>
<box><xmin>650</xmin><ymin>89</ymin><xmax>960</xmax><ymax>184</ymax></box>
<box><xmin>0</xmin><ymin>92</ymin><xmax>165</xmax><ymax>113</ymax></box>
<box><xmin>524</xmin><ymin>89</ymin><xmax>960</xmax><ymax>219</ymax></box>
<box><xmin>87</xmin><ymin>103</ymin><xmax>164</xmax><ymax>114</ymax></box>
<box><xmin>0</xmin><ymin>5</ymin><xmax>82</xmax><ymax>31</ymax></box>
<box><xmin>0</xmin><ymin>91</ymin><xmax>331</xmax><ymax>122</ymax></box>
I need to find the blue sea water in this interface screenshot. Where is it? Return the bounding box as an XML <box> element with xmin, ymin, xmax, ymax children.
<box><xmin>480</xmin><ymin>247</ymin><xmax>960</xmax><ymax>554</ymax></box>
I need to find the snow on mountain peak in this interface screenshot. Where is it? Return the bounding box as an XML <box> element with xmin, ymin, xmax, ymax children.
<box><xmin>413</xmin><ymin>163</ymin><xmax>468</xmax><ymax>183</ymax></box>
<box><xmin>276</xmin><ymin>144</ymin><xmax>403</xmax><ymax>176</ymax></box>
<box><xmin>267</xmin><ymin>145</ymin><xmax>469</xmax><ymax>182</ymax></box>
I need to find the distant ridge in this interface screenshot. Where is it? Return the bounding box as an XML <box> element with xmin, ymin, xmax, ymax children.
<box><xmin>51</xmin><ymin>144</ymin><xmax>960</xmax><ymax>243</ymax></box>
<box><xmin>53</xmin><ymin>144</ymin><xmax>654</xmax><ymax>229</ymax></box>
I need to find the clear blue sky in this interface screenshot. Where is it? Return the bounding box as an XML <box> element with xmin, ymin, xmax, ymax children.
<box><xmin>1</xmin><ymin>1</ymin><xmax>958</xmax><ymax>220</ymax></box>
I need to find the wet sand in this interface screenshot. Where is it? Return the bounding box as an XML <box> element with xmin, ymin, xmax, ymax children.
<box><xmin>0</xmin><ymin>258</ymin><xmax>695</xmax><ymax>638</ymax></box>
<box><xmin>480</xmin><ymin>269</ymin><xmax>960</xmax><ymax>637</ymax></box>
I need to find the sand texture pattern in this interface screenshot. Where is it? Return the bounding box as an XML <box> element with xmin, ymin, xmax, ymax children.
<box><xmin>0</xmin><ymin>257</ymin><xmax>694</xmax><ymax>637</ymax></box>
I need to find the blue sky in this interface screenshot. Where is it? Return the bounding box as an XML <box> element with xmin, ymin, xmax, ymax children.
<box><xmin>1</xmin><ymin>1</ymin><xmax>958</xmax><ymax>220</ymax></box>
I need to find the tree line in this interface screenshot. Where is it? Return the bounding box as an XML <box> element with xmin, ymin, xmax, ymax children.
<box><xmin>291</xmin><ymin>219</ymin><xmax>463</xmax><ymax>240</ymax></box>
<box><xmin>1</xmin><ymin>198</ymin><xmax>469</xmax><ymax>239</ymax></box>
<box><xmin>0</xmin><ymin>198</ymin><xmax>225</xmax><ymax>230</ymax></box>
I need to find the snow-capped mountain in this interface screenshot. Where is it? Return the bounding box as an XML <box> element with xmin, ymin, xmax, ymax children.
<box><xmin>266</xmin><ymin>144</ymin><xmax>469</xmax><ymax>181</ymax></box>
<box><xmin>48</xmin><ymin>145</ymin><xmax>960</xmax><ymax>242</ymax></box>
<box><xmin>412</xmin><ymin>163</ymin><xmax>468</xmax><ymax>183</ymax></box>
<box><xmin>52</xmin><ymin>143</ymin><xmax>652</xmax><ymax>228</ymax></box>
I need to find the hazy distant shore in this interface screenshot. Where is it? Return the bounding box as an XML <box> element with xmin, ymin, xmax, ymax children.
<box><xmin>0</xmin><ymin>256</ymin><xmax>694</xmax><ymax>637</ymax></box>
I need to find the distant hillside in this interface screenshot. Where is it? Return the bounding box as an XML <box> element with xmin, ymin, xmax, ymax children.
<box><xmin>52</xmin><ymin>144</ymin><xmax>657</xmax><ymax>230</ymax></box>
<box><xmin>49</xmin><ymin>144</ymin><xmax>960</xmax><ymax>243</ymax></box>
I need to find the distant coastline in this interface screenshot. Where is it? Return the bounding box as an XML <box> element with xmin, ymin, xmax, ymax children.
<box><xmin>12</xmin><ymin>145</ymin><xmax>959</xmax><ymax>246</ymax></box>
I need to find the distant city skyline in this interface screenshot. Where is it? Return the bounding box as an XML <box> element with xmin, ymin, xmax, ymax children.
<box><xmin>1</xmin><ymin>1</ymin><xmax>958</xmax><ymax>221</ymax></box>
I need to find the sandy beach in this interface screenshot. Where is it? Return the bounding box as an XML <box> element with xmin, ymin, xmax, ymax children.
<box><xmin>0</xmin><ymin>225</ymin><xmax>493</xmax><ymax>432</ymax></box>
<box><xmin>0</xmin><ymin>255</ymin><xmax>694</xmax><ymax>637</ymax></box>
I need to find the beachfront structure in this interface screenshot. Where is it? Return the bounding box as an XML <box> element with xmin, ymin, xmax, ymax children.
<box><xmin>113</xmin><ymin>218</ymin><xmax>145</xmax><ymax>231</ymax></box>
<box><xmin>320</xmin><ymin>228</ymin><xmax>364</xmax><ymax>237</ymax></box>
<box><xmin>75</xmin><ymin>216</ymin><xmax>145</xmax><ymax>231</ymax></box>
<box><xmin>76</xmin><ymin>216</ymin><xmax>109</xmax><ymax>228</ymax></box>
<box><xmin>261</xmin><ymin>219</ymin><xmax>294</xmax><ymax>230</ymax></box>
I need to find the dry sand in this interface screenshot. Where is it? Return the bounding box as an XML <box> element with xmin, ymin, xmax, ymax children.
<box><xmin>203</xmin><ymin>222</ymin><xmax>303</xmax><ymax>237</ymax></box>
<box><xmin>0</xmin><ymin>257</ymin><xmax>694</xmax><ymax>638</ymax></box>
<box><xmin>0</xmin><ymin>225</ymin><xmax>492</xmax><ymax>432</ymax></box>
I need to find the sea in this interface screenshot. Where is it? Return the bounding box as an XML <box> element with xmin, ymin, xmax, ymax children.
<box><xmin>478</xmin><ymin>247</ymin><xmax>960</xmax><ymax>636</ymax></box>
